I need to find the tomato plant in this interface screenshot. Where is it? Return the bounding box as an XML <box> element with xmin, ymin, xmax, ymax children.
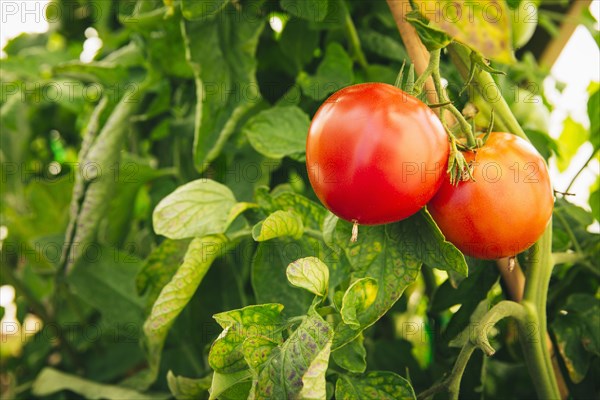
<box><xmin>1</xmin><ymin>1</ymin><xmax>598</xmax><ymax>400</ymax></box>
<box><xmin>428</xmin><ymin>132</ymin><xmax>554</xmax><ymax>259</ymax></box>
<box><xmin>306</xmin><ymin>83</ymin><xmax>448</xmax><ymax>225</ymax></box>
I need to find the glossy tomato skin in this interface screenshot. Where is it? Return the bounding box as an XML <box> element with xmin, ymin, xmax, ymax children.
<box><xmin>428</xmin><ymin>132</ymin><xmax>554</xmax><ymax>259</ymax></box>
<box><xmin>306</xmin><ymin>83</ymin><xmax>448</xmax><ymax>225</ymax></box>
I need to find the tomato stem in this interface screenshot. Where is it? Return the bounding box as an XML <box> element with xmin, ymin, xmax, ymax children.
<box><xmin>447</xmin><ymin>43</ymin><xmax>528</xmax><ymax>140</ymax></box>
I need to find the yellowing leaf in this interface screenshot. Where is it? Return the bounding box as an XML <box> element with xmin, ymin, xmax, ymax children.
<box><xmin>414</xmin><ymin>0</ymin><xmax>514</xmax><ymax>63</ymax></box>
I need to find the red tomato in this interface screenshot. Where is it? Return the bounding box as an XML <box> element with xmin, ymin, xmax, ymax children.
<box><xmin>428</xmin><ymin>132</ymin><xmax>554</xmax><ymax>259</ymax></box>
<box><xmin>306</xmin><ymin>83</ymin><xmax>449</xmax><ymax>225</ymax></box>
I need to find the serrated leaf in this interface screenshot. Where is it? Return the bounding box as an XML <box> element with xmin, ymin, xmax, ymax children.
<box><xmin>335</xmin><ymin>371</ymin><xmax>416</xmax><ymax>400</ymax></box>
<box><xmin>167</xmin><ymin>371</ymin><xmax>212</xmax><ymax>400</ymax></box>
<box><xmin>298</xmin><ymin>42</ymin><xmax>354</xmax><ymax>100</ymax></box>
<box><xmin>331</xmin><ymin>222</ymin><xmax>422</xmax><ymax>349</ymax></box>
<box><xmin>341</xmin><ymin>278</ymin><xmax>379</xmax><ymax>329</ymax></box>
<box><xmin>286</xmin><ymin>257</ymin><xmax>330</xmax><ymax>297</ymax></box>
<box><xmin>331</xmin><ymin>334</ymin><xmax>367</xmax><ymax>373</ymax></box>
<box><xmin>209</xmin><ymin>370</ymin><xmax>253</xmax><ymax>400</ymax></box>
<box><xmin>32</xmin><ymin>368</ymin><xmax>169</xmax><ymax>400</ymax></box>
<box><xmin>243</xmin><ymin>106</ymin><xmax>310</xmax><ymax>161</ymax></box>
<box><xmin>182</xmin><ymin>6</ymin><xmax>264</xmax><ymax>172</ymax></box>
<box><xmin>252</xmin><ymin>210</ymin><xmax>304</xmax><ymax>241</ymax></box>
<box><xmin>209</xmin><ymin>304</ymin><xmax>285</xmax><ymax>373</ymax></box>
<box><xmin>414</xmin><ymin>0</ymin><xmax>513</xmax><ymax>63</ymax></box>
<box><xmin>152</xmin><ymin>179</ymin><xmax>237</xmax><ymax>239</ymax></box>
<box><xmin>416</xmin><ymin>210</ymin><xmax>468</xmax><ymax>276</ymax></box>
<box><xmin>143</xmin><ymin>236</ymin><xmax>227</xmax><ymax>384</ymax></box>
<box><xmin>281</xmin><ymin>0</ymin><xmax>329</xmax><ymax>22</ymax></box>
<box><xmin>253</xmin><ymin>314</ymin><xmax>333</xmax><ymax>398</ymax></box>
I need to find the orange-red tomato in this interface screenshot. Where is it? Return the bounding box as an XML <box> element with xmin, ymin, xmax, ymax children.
<box><xmin>306</xmin><ymin>83</ymin><xmax>448</xmax><ymax>225</ymax></box>
<box><xmin>428</xmin><ymin>132</ymin><xmax>554</xmax><ymax>259</ymax></box>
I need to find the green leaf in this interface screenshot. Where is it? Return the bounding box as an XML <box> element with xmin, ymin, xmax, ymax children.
<box><xmin>299</xmin><ymin>340</ymin><xmax>332</xmax><ymax>400</ymax></box>
<box><xmin>182</xmin><ymin>6</ymin><xmax>264</xmax><ymax>172</ymax></box>
<box><xmin>298</xmin><ymin>42</ymin><xmax>354</xmax><ymax>100</ymax></box>
<box><xmin>105</xmin><ymin>155</ymin><xmax>170</xmax><ymax>247</ymax></box>
<box><xmin>32</xmin><ymin>368</ymin><xmax>169</xmax><ymax>400</ymax></box>
<box><xmin>341</xmin><ymin>278</ymin><xmax>379</xmax><ymax>329</ymax></box>
<box><xmin>281</xmin><ymin>0</ymin><xmax>329</xmax><ymax>22</ymax></box>
<box><xmin>136</xmin><ymin>239</ymin><xmax>191</xmax><ymax>312</ymax></box>
<box><xmin>253</xmin><ymin>313</ymin><xmax>333</xmax><ymax>398</ymax></box>
<box><xmin>280</xmin><ymin>18</ymin><xmax>319</xmax><ymax>72</ymax></box>
<box><xmin>209</xmin><ymin>304</ymin><xmax>285</xmax><ymax>373</ymax></box>
<box><xmin>331</xmin><ymin>334</ymin><xmax>367</xmax><ymax>373</ymax></box>
<box><xmin>330</xmin><ymin>220</ymin><xmax>422</xmax><ymax>349</ymax></box>
<box><xmin>524</xmin><ymin>129</ymin><xmax>559</xmax><ymax>161</ymax></box>
<box><xmin>252</xmin><ymin>238</ymin><xmax>316</xmax><ymax>317</ymax></box>
<box><xmin>335</xmin><ymin>371</ymin><xmax>416</xmax><ymax>400</ymax></box>
<box><xmin>209</xmin><ymin>370</ymin><xmax>253</xmax><ymax>400</ymax></box>
<box><xmin>552</xmin><ymin>294</ymin><xmax>600</xmax><ymax>383</ymax></box>
<box><xmin>68</xmin><ymin>245</ymin><xmax>145</xmax><ymax>327</ymax></box>
<box><xmin>167</xmin><ymin>371</ymin><xmax>212</xmax><ymax>400</ymax></box>
<box><xmin>405</xmin><ymin>10</ymin><xmax>453</xmax><ymax>51</ymax></box>
<box><xmin>415</xmin><ymin>0</ymin><xmax>514</xmax><ymax>63</ymax></box>
<box><xmin>243</xmin><ymin>106</ymin><xmax>310</xmax><ymax>161</ymax></box>
<box><xmin>64</xmin><ymin>93</ymin><xmax>143</xmax><ymax>271</ymax></box>
<box><xmin>182</xmin><ymin>0</ymin><xmax>230</xmax><ymax>20</ymax></box>
<box><xmin>242</xmin><ymin>336</ymin><xmax>279</xmax><ymax>370</ymax></box>
<box><xmin>556</xmin><ymin>117</ymin><xmax>587</xmax><ymax>172</ymax></box>
<box><xmin>414</xmin><ymin>210</ymin><xmax>468</xmax><ymax>276</ymax></box>
<box><xmin>270</xmin><ymin>191</ymin><xmax>328</xmax><ymax>231</ymax></box>
<box><xmin>252</xmin><ymin>210</ymin><xmax>304</xmax><ymax>241</ymax></box>
<box><xmin>286</xmin><ymin>256</ymin><xmax>330</xmax><ymax>297</ymax></box>
<box><xmin>143</xmin><ymin>236</ymin><xmax>227</xmax><ymax>384</ymax></box>
<box><xmin>152</xmin><ymin>179</ymin><xmax>237</xmax><ymax>240</ymax></box>
<box><xmin>358</xmin><ymin>29</ymin><xmax>408</xmax><ymax>62</ymax></box>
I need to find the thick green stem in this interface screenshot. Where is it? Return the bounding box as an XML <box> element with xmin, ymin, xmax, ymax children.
<box><xmin>447</xmin><ymin>43</ymin><xmax>527</xmax><ymax>140</ymax></box>
<box><xmin>447</xmin><ymin>344</ymin><xmax>476</xmax><ymax>400</ymax></box>
<box><xmin>428</xmin><ymin>49</ymin><xmax>477</xmax><ymax>148</ymax></box>
<box><xmin>521</xmin><ymin>226</ymin><xmax>560</xmax><ymax>399</ymax></box>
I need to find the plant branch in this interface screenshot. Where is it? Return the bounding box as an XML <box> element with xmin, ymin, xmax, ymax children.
<box><xmin>565</xmin><ymin>148</ymin><xmax>598</xmax><ymax>193</ymax></box>
<box><xmin>339</xmin><ymin>0</ymin><xmax>368</xmax><ymax>70</ymax></box>
<box><xmin>426</xmin><ymin>49</ymin><xmax>476</xmax><ymax>148</ymax></box>
<box><xmin>419</xmin><ymin>301</ymin><xmax>527</xmax><ymax>400</ymax></box>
